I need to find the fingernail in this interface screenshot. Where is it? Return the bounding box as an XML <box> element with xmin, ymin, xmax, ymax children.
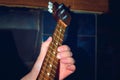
<box><xmin>67</xmin><ymin>65</ymin><xmax>74</xmax><ymax>71</ymax></box>
<box><xmin>47</xmin><ymin>36</ymin><xmax>52</xmax><ymax>41</ymax></box>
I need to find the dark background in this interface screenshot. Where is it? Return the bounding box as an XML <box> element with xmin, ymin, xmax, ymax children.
<box><xmin>97</xmin><ymin>0</ymin><xmax>120</xmax><ymax>80</ymax></box>
<box><xmin>0</xmin><ymin>0</ymin><xmax>120</xmax><ymax>80</ymax></box>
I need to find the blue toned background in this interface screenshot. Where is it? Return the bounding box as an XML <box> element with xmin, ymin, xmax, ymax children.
<box><xmin>1</xmin><ymin>1</ymin><xmax>119</xmax><ymax>80</ymax></box>
<box><xmin>0</xmin><ymin>6</ymin><xmax>97</xmax><ymax>80</ymax></box>
<box><xmin>42</xmin><ymin>11</ymin><xmax>97</xmax><ymax>80</ymax></box>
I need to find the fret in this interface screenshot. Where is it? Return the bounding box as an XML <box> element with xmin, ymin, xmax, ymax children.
<box><xmin>41</xmin><ymin>50</ymin><xmax>58</xmax><ymax>69</ymax></box>
<box><xmin>53</xmin><ymin>59</ymin><xmax>59</xmax><ymax>66</ymax></box>
<box><xmin>57</xmin><ymin>24</ymin><xmax>65</xmax><ymax>33</ymax></box>
<box><xmin>49</xmin><ymin>45</ymin><xmax>57</xmax><ymax>54</ymax></box>
<box><xmin>41</xmin><ymin>62</ymin><xmax>58</xmax><ymax>79</ymax></box>
<box><xmin>46</xmin><ymin>50</ymin><xmax>56</xmax><ymax>60</ymax></box>
<box><xmin>48</xmin><ymin>49</ymin><xmax>56</xmax><ymax>55</ymax></box>
<box><xmin>52</xmin><ymin>36</ymin><xmax>62</xmax><ymax>47</ymax></box>
<box><xmin>40</xmin><ymin>63</ymin><xmax>57</xmax><ymax>79</ymax></box>
<box><xmin>55</xmin><ymin>24</ymin><xmax>65</xmax><ymax>36</ymax></box>
<box><xmin>41</xmin><ymin>68</ymin><xmax>55</xmax><ymax>78</ymax></box>
<box><xmin>43</xmin><ymin>58</ymin><xmax>57</xmax><ymax>70</ymax></box>
<box><xmin>50</xmin><ymin>42</ymin><xmax>58</xmax><ymax>50</ymax></box>
<box><xmin>40</xmin><ymin>69</ymin><xmax>50</xmax><ymax>79</ymax></box>
<box><xmin>53</xmin><ymin>33</ymin><xmax>63</xmax><ymax>43</ymax></box>
<box><xmin>37</xmin><ymin>21</ymin><xmax>67</xmax><ymax>80</ymax></box>
<box><xmin>44</xmin><ymin>62</ymin><xmax>57</xmax><ymax>72</ymax></box>
<box><xmin>42</xmin><ymin>61</ymin><xmax>57</xmax><ymax>74</ymax></box>
<box><xmin>40</xmin><ymin>63</ymin><xmax>57</xmax><ymax>77</ymax></box>
<box><xmin>40</xmin><ymin>70</ymin><xmax>55</xmax><ymax>80</ymax></box>
<box><xmin>37</xmin><ymin>20</ymin><xmax>67</xmax><ymax>80</ymax></box>
<box><xmin>37</xmin><ymin>2</ymin><xmax>71</xmax><ymax>79</ymax></box>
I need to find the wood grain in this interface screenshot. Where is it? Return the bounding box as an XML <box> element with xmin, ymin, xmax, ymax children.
<box><xmin>0</xmin><ymin>0</ymin><xmax>108</xmax><ymax>13</ymax></box>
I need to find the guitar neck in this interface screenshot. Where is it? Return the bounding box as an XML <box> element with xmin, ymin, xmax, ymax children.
<box><xmin>37</xmin><ymin>19</ymin><xmax>67</xmax><ymax>80</ymax></box>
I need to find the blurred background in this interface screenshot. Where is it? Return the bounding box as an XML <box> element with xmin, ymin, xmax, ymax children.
<box><xmin>0</xmin><ymin>0</ymin><xmax>119</xmax><ymax>80</ymax></box>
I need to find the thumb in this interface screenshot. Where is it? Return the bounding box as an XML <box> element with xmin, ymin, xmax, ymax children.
<box><xmin>40</xmin><ymin>36</ymin><xmax>52</xmax><ymax>55</ymax></box>
<box><xmin>30</xmin><ymin>37</ymin><xmax>52</xmax><ymax>79</ymax></box>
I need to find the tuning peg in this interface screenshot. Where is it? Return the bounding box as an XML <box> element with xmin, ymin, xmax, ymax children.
<box><xmin>48</xmin><ymin>2</ymin><xmax>53</xmax><ymax>9</ymax></box>
<box><xmin>48</xmin><ymin>1</ymin><xmax>53</xmax><ymax>13</ymax></box>
<box><xmin>48</xmin><ymin>1</ymin><xmax>53</xmax><ymax>5</ymax></box>
<box><xmin>58</xmin><ymin>4</ymin><xmax>64</xmax><ymax>9</ymax></box>
<box><xmin>60</xmin><ymin>9</ymin><xmax>65</xmax><ymax>14</ymax></box>
<box><xmin>48</xmin><ymin>8</ymin><xmax>53</xmax><ymax>13</ymax></box>
<box><xmin>62</xmin><ymin>15</ymin><xmax>67</xmax><ymax>20</ymax></box>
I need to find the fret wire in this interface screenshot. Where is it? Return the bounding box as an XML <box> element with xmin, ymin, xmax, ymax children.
<box><xmin>52</xmin><ymin>36</ymin><xmax>62</xmax><ymax>48</ymax></box>
<box><xmin>57</xmin><ymin>25</ymin><xmax>65</xmax><ymax>33</ymax></box>
<box><xmin>48</xmin><ymin>49</ymin><xmax>57</xmax><ymax>56</ymax></box>
<box><xmin>41</xmin><ymin>68</ymin><xmax>53</xmax><ymax>77</ymax></box>
<box><xmin>41</xmin><ymin>61</ymin><xmax>57</xmax><ymax>79</ymax></box>
<box><xmin>43</xmin><ymin>56</ymin><xmax>57</xmax><ymax>70</ymax></box>
<box><xmin>44</xmin><ymin>50</ymin><xmax>59</xmax><ymax>77</ymax></box>
<box><xmin>55</xmin><ymin>23</ymin><xmax>65</xmax><ymax>35</ymax></box>
<box><xmin>42</xmin><ymin>57</ymin><xmax>56</xmax><ymax>72</ymax></box>
<box><xmin>39</xmin><ymin>51</ymin><xmax>55</xmax><ymax>79</ymax></box>
<box><xmin>42</xmin><ymin>49</ymin><xmax>59</xmax><ymax>75</ymax></box>
<box><xmin>40</xmin><ymin>69</ymin><xmax>55</xmax><ymax>79</ymax></box>
<box><xmin>47</xmin><ymin>50</ymin><xmax>56</xmax><ymax>60</ymax></box>
<box><xmin>57</xmin><ymin>24</ymin><xmax>65</xmax><ymax>34</ymax></box>
<box><xmin>44</xmin><ymin>58</ymin><xmax>59</xmax><ymax>76</ymax></box>
<box><xmin>51</xmin><ymin>41</ymin><xmax>58</xmax><ymax>50</ymax></box>
<box><xmin>43</xmin><ymin>54</ymin><xmax>52</xmax><ymax>65</ymax></box>
<box><xmin>53</xmin><ymin>39</ymin><xmax>59</xmax><ymax>47</ymax></box>
<box><xmin>48</xmin><ymin>49</ymin><xmax>56</xmax><ymax>56</ymax></box>
<box><xmin>53</xmin><ymin>59</ymin><xmax>59</xmax><ymax>65</ymax></box>
<box><xmin>40</xmin><ymin>62</ymin><xmax>56</xmax><ymax>79</ymax></box>
<box><xmin>46</xmin><ymin>21</ymin><xmax>66</xmax><ymax>78</ymax></box>
<box><xmin>39</xmin><ymin>69</ymin><xmax>48</xmax><ymax>80</ymax></box>
<box><xmin>38</xmin><ymin>20</ymin><xmax>67</xmax><ymax>80</ymax></box>
<box><xmin>53</xmin><ymin>32</ymin><xmax>63</xmax><ymax>43</ymax></box>
<box><xmin>41</xmin><ymin>67</ymin><xmax>56</xmax><ymax>78</ymax></box>
<box><xmin>49</xmin><ymin>45</ymin><xmax>57</xmax><ymax>55</ymax></box>
<box><xmin>45</xmin><ymin>54</ymin><xmax>57</xmax><ymax>67</ymax></box>
<box><xmin>56</xmin><ymin>25</ymin><xmax>65</xmax><ymax>41</ymax></box>
<box><xmin>45</xmin><ymin>53</ymin><xmax>59</xmax><ymax>69</ymax></box>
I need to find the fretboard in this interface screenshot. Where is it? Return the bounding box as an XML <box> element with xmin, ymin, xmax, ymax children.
<box><xmin>37</xmin><ymin>19</ymin><xmax>67</xmax><ymax>80</ymax></box>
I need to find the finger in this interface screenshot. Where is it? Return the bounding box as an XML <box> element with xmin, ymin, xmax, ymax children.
<box><xmin>57</xmin><ymin>51</ymin><xmax>73</xmax><ymax>59</ymax></box>
<box><xmin>31</xmin><ymin>37</ymin><xmax>52</xmax><ymax>76</ymax></box>
<box><xmin>40</xmin><ymin>36</ymin><xmax>52</xmax><ymax>53</ymax></box>
<box><xmin>58</xmin><ymin>45</ymin><xmax>70</xmax><ymax>52</ymax></box>
<box><xmin>67</xmin><ymin>64</ymin><xmax>76</xmax><ymax>72</ymax></box>
<box><xmin>60</xmin><ymin>57</ymin><xmax>75</xmax><ymax>64</ymax></box>
<box><xmin>34</xmin><ymin>36</ymin><xmax>52</xmax><ymax>67</ymax></box>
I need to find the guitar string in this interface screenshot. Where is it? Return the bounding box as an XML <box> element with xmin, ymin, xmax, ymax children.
<box><xmin>46</xmin><ymin>20</ymin><xmax>64</xmax><ymax>79</ymax></box>
<box><xmin>48</xmin><ymin>21</ymin><xmax>66</xmax><ymax>79</ymax></box>
<box><xmin>38</xmin><ymin>20</ymin><xmax>64</xmax><ymax>79</ymax></box>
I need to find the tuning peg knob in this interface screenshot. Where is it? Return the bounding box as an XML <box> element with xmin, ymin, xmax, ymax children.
<box><xmin>48</xmin><ymin>1</ymin><xmax>53</xmax><ymax>13</ymax></box>
<box><xmin>48</xmin><ymin>1</ymin><xmax>53</xmax><ymax>5</ymax></box>
<box><xmin>58</xmin><ymin>4</ymin><xmax>64</xmax><ymax>9</ymax></box>
<box><xmin>48</xmin><ymin>8</ymin><xmax>53</xmax><ymax>13</ymax></box>
<box><xmin>48</xmin><ymin>2</ymin><xmax>53</xmax><ymax>8</ymax></box>
<box><xmin>48</xmin><ymin>2</ymin><xmax>53</xmax><ymax>9</ymax></box>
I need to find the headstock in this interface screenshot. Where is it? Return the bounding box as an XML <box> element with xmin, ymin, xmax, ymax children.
<box><xmin>48</xmin><ymin>2</ymin><xmax>71</xmax><ymax>25</ymax></box>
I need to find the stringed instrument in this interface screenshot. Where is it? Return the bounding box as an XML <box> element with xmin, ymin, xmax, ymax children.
<box><xmin>37</xmin><ymin>2</ymin><xmax>71</xmax><ymax>80</ymax></box>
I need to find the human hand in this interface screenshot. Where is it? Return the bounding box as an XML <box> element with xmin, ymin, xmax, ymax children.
<box><xmin>21</xmin><ymin>37</ymin><xmax>76</xmax><ymax>80</ymax></box>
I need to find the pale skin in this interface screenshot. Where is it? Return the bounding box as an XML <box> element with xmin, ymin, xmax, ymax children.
<box><xmin>21</xmin><ymin>37</ymin><xmax>76</xmax><ymax>80</ymax></box>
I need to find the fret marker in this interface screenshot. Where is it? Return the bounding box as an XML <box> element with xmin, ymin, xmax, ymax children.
<box><xmin>53</xmin><ymin>51</ymin><xmax>55</xmax><ymax>54</ymax></box>
<box><xmin>56</xmin><ymin>42</ymin><xmax>58</xmax><ymax>45</ymax></box>
<box><xmin>60</xmin><ymin>29</ymin><xmax>62</xmax><ymax>32</ymax></box>
<box><xmin>47</xmin><ymin>72</ymin><xmax>50</xmax><ymax>76</ymax></box>
<box><xmin>49</xmin><ymin>64</ymin><xmax>52</xmax><ymax>67</ymax></box>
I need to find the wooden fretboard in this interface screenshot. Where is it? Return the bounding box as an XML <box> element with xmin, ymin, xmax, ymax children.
<box><xmin>37</xmin><ymin>19</ymin><xmax>67</xmax><ymax>80</ymax></box>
